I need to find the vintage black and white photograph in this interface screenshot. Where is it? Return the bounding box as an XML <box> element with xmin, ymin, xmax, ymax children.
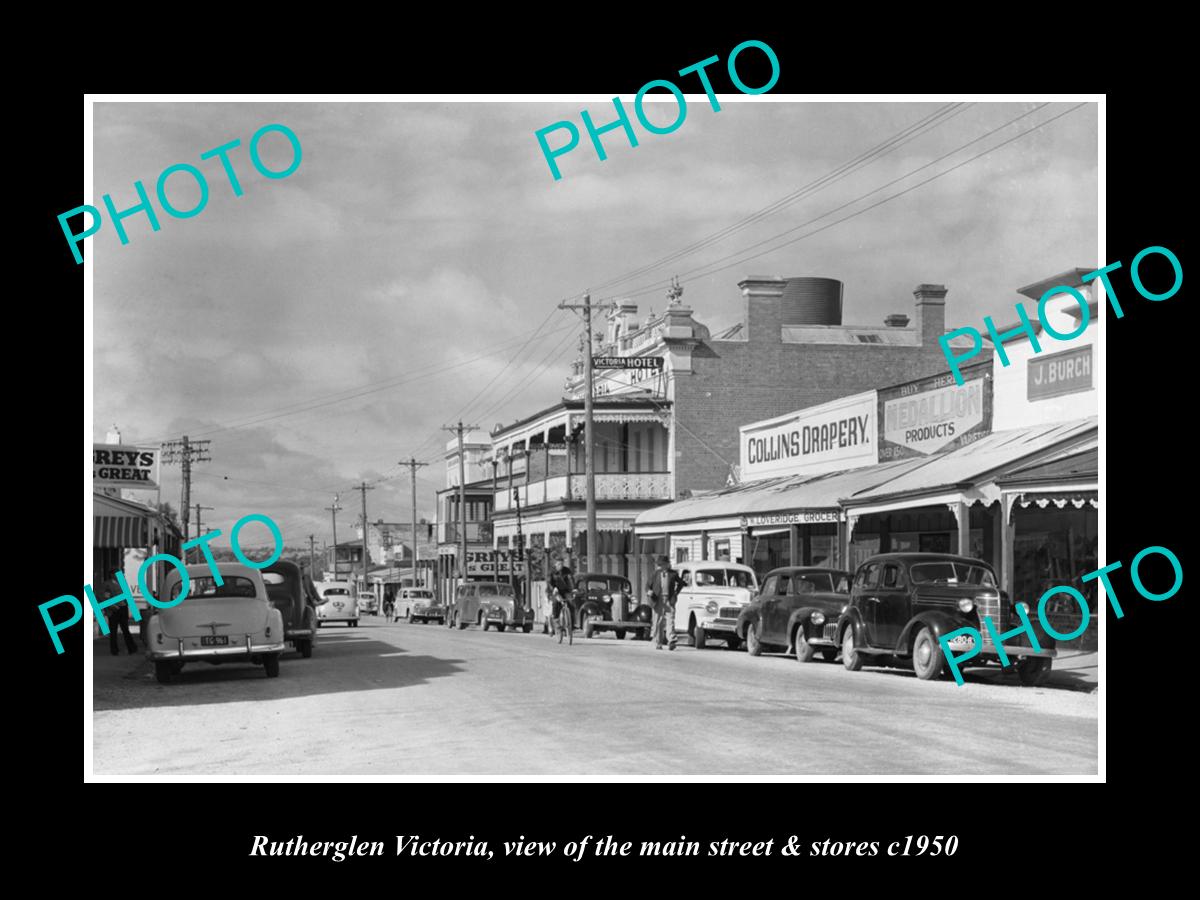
<box><xmin>85</xmin><ymin>95</ymin><xmax>1100</xmax><ymax>778</ymax></box>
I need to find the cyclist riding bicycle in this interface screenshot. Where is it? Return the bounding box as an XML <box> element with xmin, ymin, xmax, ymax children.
<box><xmin>546</xmin><ymin>559</ymin><xmax>575</xmax><ymax>638</ymax></box>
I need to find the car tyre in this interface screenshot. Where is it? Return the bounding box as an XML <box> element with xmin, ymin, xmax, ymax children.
<box><xmin>1016</xmin><ymin>657</ymin><xmax>1053</xmax><ymax>687</ymax></box>
<box><xmin>458</xmin><ymin>616</ymin><xmax>468</xmax><ymax>630</ymax></box>
<box><xmin>263</xmin><ymin>655</ymin><xmax>281</xmax><ymax>678</ymax></box>
<box><xmin>911</xmin><ymin>626</ymin><xmax>943</xmax><ymax>680</ymax></box>
<box><xmin>497</xmin><ymin>623</ymin><xmax>506</xmax><ymax>633</ymax></box>
<box><xmin>794</xmin><ymin>629</ymin><xmax>816</xmax><ymax>663</ymax></box>
<box><xmin>842</xmin><ymin>626</ymin><xmax>864</xmax><ymax>671</ymax></box>
<box><xmin>614</xmin><ymin>629</ymin><xmax>626</xmax><ymax>640</ymax></box>
<box><xmin>154</xmin><ymin>661</ymin><xmax>173</xmax><ymax>684</ymax></box>
<box><xmin>482</xmin><ymin>619</ymin><xmax>490</xmax><ymax>632</ymax></box>
<box><xmin>298</xmin><ymin>638</ymin><xmax>313</xmax><ymax>659</ymax></box>
<box><xmin>745</xmin><ymin>621</ymin><xmax>763</xmax><ymax>657</ymax></box>
<box><xmin>583</xmin><ymin>621</ymin><xmax>595</xmax><ymax>639</ymax></box>
<box><xmin>693</xmin><ymin>621</ymin><xmax>707</xmax><ymax>650</ymax></box>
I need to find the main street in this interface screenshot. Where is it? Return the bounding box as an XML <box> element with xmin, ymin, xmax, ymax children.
<box><xmin>93</xmin><ymin>618</ymin><xmax>1098</xmax><ymax>776</ymax></box>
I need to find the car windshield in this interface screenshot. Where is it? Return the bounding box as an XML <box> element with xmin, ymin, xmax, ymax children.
<box><xmin>323</xmin><ymin>588</ymin><xmax>349</xmax><ymax>596</ymax></box>
<box><xmin>793</xmin><ymin>573</ymin><xmax>835</xmax><ymax>593</ymax></box>
<box><xmin>478</xmin><ymin>584</ymin><xmax>514</xmax><ymax>598</ymax></box>
<box><xmin>408</xmin><ymin>590</ymin><xmax>432</xmax><ymax>599</ymax></box>
<box><xmin>585</xmin><ymin>578</ymin><xmax>629</xmax><ymax>592</ymax></box>
<box><xmin>171</xmin><ymin>576</ymin><xmax>258</xmax><ymax>600</ymax></box>
<box><xmin>692</xmin><ymin>569</ymin><xmax>754</xmax><ymax>588</ymax></box>
<box><xmin>910</xmin><ymin>562</ymin><xmax>996</xmax><ymax>587</ymax></box>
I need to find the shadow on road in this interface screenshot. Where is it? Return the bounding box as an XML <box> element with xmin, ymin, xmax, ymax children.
<box><xmin>93</xmin><ymin>631</ymin><xmax>466</xmax><ymax>711</ymax></box>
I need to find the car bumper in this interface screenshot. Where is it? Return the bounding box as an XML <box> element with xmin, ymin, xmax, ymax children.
<box><xmin>804</xmin><ymin>635</ymin><xmax>837</xmax><ymax>648</ymax></box>
<box><xmin>698</xmin><ymin>617</ymin><xmax>740</xmax><ymax>634</ymax></box>
<box><xmin>286</xmin><ymin>629</ymin><xmax>314</xmax><ymax>639</ymax></box>
<box><xmin>148</xmin><ymin>638</ymin><xmax>286</xmax><ymax>660</ymax></box>
<box><xmin>985</xmin><ymin>643</ymin><xmax>1058</xmax><ymax>660</ymax></box>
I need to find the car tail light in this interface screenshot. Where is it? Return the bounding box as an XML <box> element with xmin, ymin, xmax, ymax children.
<box><xmin>958</xmin><ymin>598</ymin><xmax>975</xmax><ymax>613</ymax></box>
<box><xmin>810</xmin><ymin>611</ymin><xmax>825</xmax><ymax>625</ymax></box>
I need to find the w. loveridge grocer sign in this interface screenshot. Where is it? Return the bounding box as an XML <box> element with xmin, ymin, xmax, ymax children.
<box><xmin>93</xmin><ymin>444</ymin><xmax>160</xmax><ymax>490</ymax></box>
<box><xmin>878</xmin><ymin>363</ymin><xmax>993</xmax><ymax>460</ymax></box>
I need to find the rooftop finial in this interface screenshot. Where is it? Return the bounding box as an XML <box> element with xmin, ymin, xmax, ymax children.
<box><xmin>667</xmin><ymin>276</ymin><xmax>684</xmax><ymax>305</ymax></box>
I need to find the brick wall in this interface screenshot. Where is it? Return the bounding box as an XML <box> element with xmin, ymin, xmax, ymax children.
<box><xmin>673</xmin><ymin>339</ymin><xmax>951</xmax><ymax>494</ymax></box>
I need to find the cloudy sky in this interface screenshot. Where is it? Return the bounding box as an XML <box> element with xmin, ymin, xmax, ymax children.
<box><xmin>90</xmin><ymin>98</ymin><xmax>1097</xmax><ymax>548</ymax></box>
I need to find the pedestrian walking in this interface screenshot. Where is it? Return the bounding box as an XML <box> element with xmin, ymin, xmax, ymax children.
<box><xmin>646</xmin><ymin>555</ymin><xmax>683</xmax><ymax>651</ymax></box>
<box><xmin>102</xmin><ymin>572</ymin><xmax>140</xmax><ymax>656</ymax></box>
<box><xmin>546</xmin><ymin>558</ymin><xmax>575</xmax><ymax>639</ymax></box>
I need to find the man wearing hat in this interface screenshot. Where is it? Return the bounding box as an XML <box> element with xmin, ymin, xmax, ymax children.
<box><xmin>647</xmin><ymin>555</ymin><xmax>683</xmax><ymax>651</ymax></box>
<box><xmin>546</xmin><ymin>557</ymin><xmax>576</xmax><ymax>639</ymax></box>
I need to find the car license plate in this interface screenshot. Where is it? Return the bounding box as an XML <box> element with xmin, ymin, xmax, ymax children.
<box><xmin>948</xmin><ymin>634</ymin><xmax>975</xmax><ymax>651</ymax></box>
<box><xmin>201</xmin><ymin>636</ymin><xmax>229</xmax><ymax>647</ymax></box>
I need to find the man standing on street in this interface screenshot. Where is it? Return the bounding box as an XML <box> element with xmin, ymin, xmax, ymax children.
<box><xmin>102</xmin><ymin>571</ymin><xmax>140</xmax><ymax>656</ymax></box>
<box><xmin>647</xmin><ymin>555</ymin><xmax>683</xmax><ymax>651</ymax></box>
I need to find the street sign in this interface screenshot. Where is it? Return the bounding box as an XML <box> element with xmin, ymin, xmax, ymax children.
<box><xmin>592</xmin><ymin>356</ymin><xmax>663</xmax><ymax>369</ymax></box>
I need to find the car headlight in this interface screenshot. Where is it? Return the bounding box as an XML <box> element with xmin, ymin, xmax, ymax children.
<box><xmin>810</xmin><ymin>611</ymin><xmax>825</xmax><ymax>625</ymax></box>
<box><xmin>957</xmin><ymin>598</ymin><xmax>974</xmax><ymax>613</ymax></box>
<box><xmin>705</xmin><ymin>601</ymin><xmax>718</xmax><ymax>614</ymax></box>
<box><xmin>1016</xmin><ymin>600</ymin><xmax>1031</xmax><ymax>615</ymax></box>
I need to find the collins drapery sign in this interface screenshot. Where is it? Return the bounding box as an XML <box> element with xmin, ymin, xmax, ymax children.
<box><xmin>739</xmin><ymin>391</ymin><xmax>877</xmax><ymax>482</ymax></box>
<box><xmin>94</xmin><ymin>444</ymin><xmax>160</xmax><ymax>489</ymax></box>
<box><xmin>878</xmin><ymin>364</ymin><xmax>993</xmax><ymax>461</ymax></box>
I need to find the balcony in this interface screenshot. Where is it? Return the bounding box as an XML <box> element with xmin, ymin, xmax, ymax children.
<box><xmin>494</xmin><ymin>472</ymin><xmax>671</xmax><ymax>511</ymax></box>
<box><xmin>438</xmin><ymin>521</ymin><xmax>493</xmax><ymax>544</ymax></box>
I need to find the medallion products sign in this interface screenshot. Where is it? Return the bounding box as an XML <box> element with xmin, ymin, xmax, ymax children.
<box><xmin>740</xmin><ymin>391</ymin><xmax>877</xmax><ymax>482</ymax></box>
<box><xmin>879</xmin><ymin>363</ymin><xmax>993</xmax><ymax>461</ymax></box>
<box><xmin>93</xmin><ymin>444</ymin><xmax>159</xmax><ymax>490</ymax></box>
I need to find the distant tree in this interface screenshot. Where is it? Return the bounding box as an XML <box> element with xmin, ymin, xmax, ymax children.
<box><xmin>154</xmin><ymin>501</ymin><xmax>182</xmax><ymax>531</ymax></box>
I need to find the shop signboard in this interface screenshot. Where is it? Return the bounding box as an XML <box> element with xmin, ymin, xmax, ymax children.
<box><xmin>741</xmin><ymin>510</ymin><xmax>840</xmax><ymax>527</ymax></box>
<box><xmin>466</xmin><ymin>550</ymin><xmax>515</xmax><ymax>577</ymax></box>
<box><xmin>93</xmin><ymin>444</ymin><xmax>160</xmax><ymax>490</ymax></box>
<box><xmin>1028</xmin><ymin>345</ymin><xmax>1093</xmax><ymax>401</ymax></box>
<box><xmin>592</xmin><ymin>356</ymin><xmax>663</xmax><ymax>369</ymax></box>
<box><xmin>740</xmin><ymin>391</ymin><xmax>877</xmax><ymax>482</ymax></box>
<box><xmin>878</xmin><ymin>362</ymin><xmax>993</xmax><ymax>460</ymax></box>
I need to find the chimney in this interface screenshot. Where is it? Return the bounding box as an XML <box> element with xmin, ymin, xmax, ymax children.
<box><xmin>884</xmin><ymin>313</ymin><xmax>910</xmax><ymax>328</ymax></box>
<box><xmin>913</xmin><ymin>284</ymin><xmax>948</xmax><ymax>347</ymax></box>
<box><xmin>738</xmin><ymin>276</ymin><xmax>786</xmax><ymax>344</ymax></box>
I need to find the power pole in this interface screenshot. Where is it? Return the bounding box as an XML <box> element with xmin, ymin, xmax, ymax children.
<box><xmin>399</xmin><ymin>458</ymin><xmax>429</xmax><ymax>584</ymax></box>
<box><xmin>357</xmin><ymin>481</ymin><xmax>375</xmax><ymax>592</ymax></box>
<box><xmin>558</xmin><ymin>292</ymin><xmax>612</xmax><ymax>574</ymax></box>
<box><xmin>325</xmin><ymin>495</ymin><xmax>343</xmax><ymax>579</ymax></box>
<box><xmin>161</xmin><ymin>435</ymin><xmax>211</xmax><ymax>544</ymax></box>
<box><xmin>308</xmin><ymin>534</ymin><xmax>316</xmax><ymax>575</ymax></box>
<box><xmin>443</xmin><ymin>422</ymin><xmax>480</xmax><ymax>591</ymax></box>
<box><xmin>192</xmin><ymin>504</ymin><xmax>213</xmax><ymax>562</ymax></box>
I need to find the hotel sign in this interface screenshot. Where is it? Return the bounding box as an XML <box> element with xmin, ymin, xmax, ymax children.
<box><xmin>879</xmin><ymin>364</ymin><xmax>992</xmax><ymax>460</ymax></box>
<box><xmin>740</xmin><ymin>391</ymin><xmax>877</xmax><ymax>482</ymax></box>
<box><xmin>592</xmin><ymin>356</ymin><xmax>663</xmax><ymax>369</ymax></box>
<box><xmin>1028</xmin><ymin>345</ymin><xmax>1093</xmax><ymax>401</ymax></box>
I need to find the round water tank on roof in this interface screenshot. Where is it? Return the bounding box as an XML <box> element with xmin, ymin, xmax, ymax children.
<box><xmin>781</xmin><ymin>277</ymin><xmax>843</xmax><ymax>326</ymax></box>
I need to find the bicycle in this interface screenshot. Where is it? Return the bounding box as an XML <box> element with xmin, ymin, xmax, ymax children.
<box><xmin>556</xmin><ymin>596</ymin><xmax>573</xmax><ymax>646</ymax></box>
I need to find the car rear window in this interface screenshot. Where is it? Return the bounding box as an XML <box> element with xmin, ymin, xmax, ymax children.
<box><xmin>478</xmin><ymin>585</ymin><xmax>514</xmax><ymax>598</ymax></box>
<box><xmin>407</xmin><ymin>590</ymin><xmax>432</xmax><ymax>599</ymax></box>
<box><xmin>323</xmin><ymin>588</ymin><xmax>349</xmax><ymax>596</ymax></box>
<box><xmin>693</xmin><ymin>569</ymin><xmax>754</xmax><ymax>588</ymax></box>
<box><xmin>910</xmin><ymin>563</ymin><xmax>996</xmax><ymax>587</ymax></box>
<box><xmin>793</xmin><ymin>573</ymin><xmax>834</xmax><ymax>593</ymax></box>
<box><xmin>171</xmin><ymin>576</ymin><xmax>258</xmax><ymax>600</ymax></box>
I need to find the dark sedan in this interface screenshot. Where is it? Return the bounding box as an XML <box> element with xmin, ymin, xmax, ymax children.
<box><xmin>261</xmin><ymin>560</ymin><xmax>318</xmax><ymax>659</ymax></box>
<box><xmin>737</xmin><ymin>567</ymin><xmax>852</xmax><ymax>662</ymax></box>
<box><xmin>570</xmin><ymin>573</ymin><xmax>651</xmax><ymax>638</ymax></box>
<box><xmin>836</xmin><ymin>553</ymin><xmax>1057</xmax><ymax>683</ymax></box>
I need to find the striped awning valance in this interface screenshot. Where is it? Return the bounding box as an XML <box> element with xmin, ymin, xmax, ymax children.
<box><xmin>94</xmin><ymin>515</ymin><xmax>151</xmax><ymax>549</ymax></box>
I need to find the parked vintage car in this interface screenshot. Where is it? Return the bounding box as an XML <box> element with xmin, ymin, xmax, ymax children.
<box><xmin>737</xmin><ymin>566</ymin><xmax>852</xmax><ymax>662</ymax></box>
<box><xmin>261</xmin><ymin>560</ymin><xmax>318</xmax><ymax>658</ymax></box>
<box><xmin>452</xmin><ymin>581</ymin><xmax>520</xmax><ymax>630</ymax></box>
<box><xmin>399</xmin><ymin>588</ymin><xmax>442</xmax><ymax>623</ymax></box>
<box><xmin>836</xmin><ymin>553</ymin><xmax>1058</xmax><ymax>684</ymax></box>
<box><xmin>481</xmin><ymin>582</ymin><xmax>535</xmax><ymax>633</ymax></box>
<box><xmin>571</xmin><ymin>573</ymin><xmax>652</xmax><ymax>639</ymax></box>
<box><xmin>145</xmin><ymin>562</ymin><xmax>286</xmax><ymax>684</ymax></box>
<box><xmin>358</xmin><ymin>591</ymin><xmax>379</xmax><ymax>615</ymax></box>
<box><xmin>672</xmin><ymin>562</ymin><xmax>759</xmax><ymax>649</ymax></box>
<box><xmin>314</xmin><ymin>581</ymin><xmax>358</xmax><ymax>627</ymax></box>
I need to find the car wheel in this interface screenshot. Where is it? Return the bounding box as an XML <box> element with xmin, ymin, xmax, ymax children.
<box><xmin>154</xmin><ymin>661</ymin><xmax>173</xmax><ymax>684</ymax></box>
<box><xmin>298</xmin><ymin>639</ymin><xmax>313</xmax><ymax>659</ymax></box>
<box><xmin>482</xmin><ymin>619</ymin><xmax>490</xmax><ymax>632</ymax></box>
<box><xmin>458</xmin><ymin>616</ymin><xmax>468</xmax><ymax>630</ymax></box>
<box><xmin>912</xmin><ymin>627</ymin><xmax>944</xmax><ymax>680</ymax></box>
<box><xmin>1016</xmin><ymin>657</ymin><xmax>1053</xmax><ymax>687</ymax></box>
<box><xmin>693</xmin><ymin>621</ymin><xmax>707</xmax><ymax>650</ymax></box>
<box><xmin>794</xmin><ymin>629</ymin><xmax>816</xmax><ymax>663</ymax></box>
<box><xmin>583</xmin><ymin>621</ymin><xmax>595</xmax><ymax>639</ymax></box>
<box><xmin>614</xmin><ymin>629</ymin><xmax>626</xmax><ymax>641</ymax></box>
<box><xmin>820</xmin><ymin>648</ymin><xmax>838</xmax><ymax>662</ymax></box>
<box><xmin>407</xmin><ymin>612</ymin><xmax>414</xmax><ymax>624</ymax></box>
<box><xmin>745</xmin><ymin>621</ymin><xmax>762</xmax><ymax>657</ymax></box>
<box><xmin>263</xmin><ymin>655</ymin><xmax>281</xmax><ymax>678</ymax></box>
<box><xmin>842</xmin><ymin>626</ymin><xmax>864</xmax><ymax>671</ymax></box>
<box><xmin>496</xmin><ymin>624</ymin><xmax>506</xmax><ymax>633</ymax></box>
